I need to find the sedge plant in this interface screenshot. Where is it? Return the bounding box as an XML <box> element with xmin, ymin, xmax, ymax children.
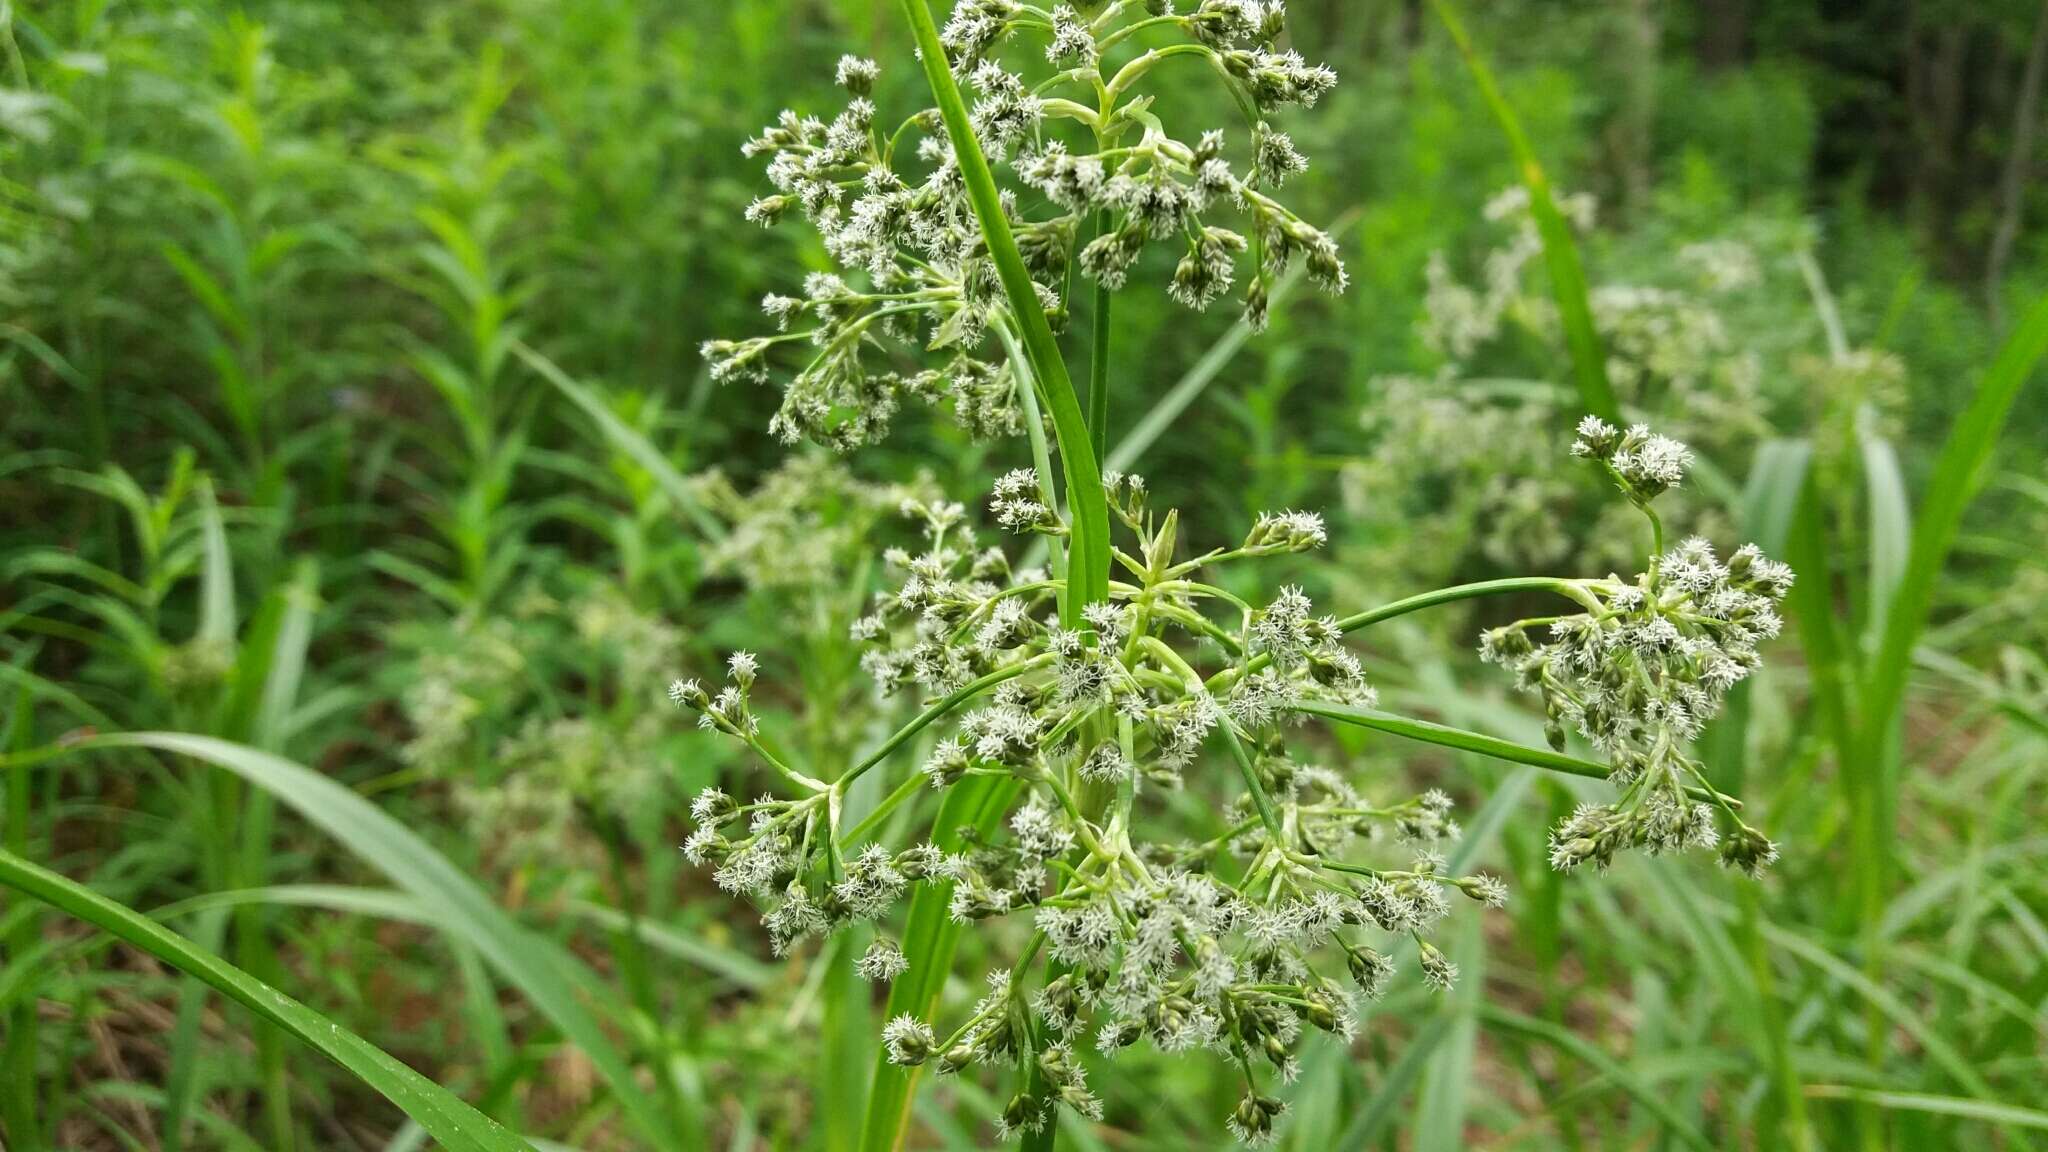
<box><xmin>675</xmin><ymin>2</ymin><xmax>1786</xmax><ymax>1146</ymax></box>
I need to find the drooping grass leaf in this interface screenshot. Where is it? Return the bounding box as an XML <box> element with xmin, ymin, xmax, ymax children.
<box><xmin>87</xmin><ymin>732</ymin><xmax>677</xmax><ymax>1149</ymax></box>
<box><xmin>513</xmin><ymin>341</ymin><xmax>726</xmax><ymax>542</ymax></box>
<box><xmin>0</xmin><ymin>847</ymin><xmax>534</xmax><ymax>1152</ymax></box>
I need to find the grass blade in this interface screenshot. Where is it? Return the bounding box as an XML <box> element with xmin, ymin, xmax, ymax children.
<box><xmin>195</xmin><ymin>478</ymin><xmax>236</xmax><ymax>648</ymax></box>
<box><xmin>513</xmin><ymin>341</ymin><xmax>726</xmax><ymax>542</ymax></box>
<box><xmin>1741</xmin><ymin>439</ymin><xmax>1814</xmax><ymax>558</ymax></box>
<box><xmin>821</xmin><ymin>931</ymin><xmax>871</xmax><ymax>1152</ymax></box>
<box><xmin>1479</xmin><ymin>1005</ymin><xmax>1715</xmax><ymax>1152</ymax></box>
<box><xmin>1334</xmin><ymin>1011</ymin><xmax>1452</xmax><ymax>1149</ymax></box>
<box><xmin>1414</xmin><ymin>919</ymin><xmax>1480</xmax><ymax>1152</ymax></box>
<box><xmin>1105</xmin><ymin>259</ymin><xmax>1313</xmax><ymax>476</ymax></box>
<box><xmin>1858</xmin><ymin>423</ymin><xmax>1910</xmax><ymax>651</ymax></box>
<box><xmin>1432</xmin><ymin>0</ymin><xmax>1620</xmax><ymax>424</ymax></box>
<box><xmin>1751</xmin><ymin>914</ymin><xmax>2015</xmax><ymax>1114</ymax></box>
<box><xmin>1803</xmin><ymin>1087</ymin><xmax>2048</xmax><ymax>1132</ymax></box>
<box><xmin>0</xmin><ymin>847</ymin><xmax>534</xmax><ymax>1152</ymax></box>
<box><xmin>2</xmin><ymin>675</ymin><xmax>43</xmax><ymax>1148</ymax></box>
<box><xmin>859</xmin><ymin>776</ymin><xmax>1020</xmax><ymax>1152</ymax></box>
<box><xmin>1863</xmin><ymin>290</ymin><xmax>2048</xmax><ymax>737</ymax></box>
<box><xmin>87</xmin><ymin>732</ymin><xmax>677</xmax><ymax>1149</ymax></box>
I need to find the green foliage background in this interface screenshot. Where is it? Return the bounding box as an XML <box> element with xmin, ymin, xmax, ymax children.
<box><xmin>3</xmin><ymin>0</ymin><xmax>2046</xmax><ymax>1149</ymax></box>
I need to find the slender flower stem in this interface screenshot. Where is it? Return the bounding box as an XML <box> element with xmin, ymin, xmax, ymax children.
<box><xmin>1218</xmin><ymin>719</ymin><xmax>1286</xmax><ymax>845</ymax></box>
<box><xmin>837</xmin><ymin>655</ymin><xmax>1056</xmax><ymax>791</ymax></box>
<box><xmin>1097</xmin><ymin>14</ymin><xmax>1185</xmax><ymax>51</ymax></box>
<box><xmin>1293</xmin><ymin>700</ymin><xmax>1740</xmax><ymax>808</ymax></box>
<box><xmin>1207</xmin><ymin>576</ymin><xmax>1588</xmax><ymax>693</ymax></box>
<box><xmin>1333</xmin><ymin>576</ymin><xmax>1591</xmax><ymax>632</ymax></box>
<box><xmin>844</xmin><ymin>770</ymin><xmax>930</xmax><ymax>846</ymax></box>
<box><xmin>1087</xmin><ymin>208</ymin><xmax>1112</xmax><ymax>465</ymax></box>
<box><xmin>996</xmin><ymin>318</ymin><xmax>1070</xmax><ymax>592</ymax></box>
<box><xmin>1136</xmin><ymin>635</ymin><xmax>1287</xmax><ymax>843</ymax></box>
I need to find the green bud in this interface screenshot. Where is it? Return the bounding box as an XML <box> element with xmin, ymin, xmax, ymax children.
<box><xmin>1004</xmin><ymin>1092</ymin><xmax>1040</xmax><ymax>1132</ymax></box>
<box><xmin>939</xmin><ymin>1044</ymin><xmax>975</xmax><ymax>1075</ymax></box>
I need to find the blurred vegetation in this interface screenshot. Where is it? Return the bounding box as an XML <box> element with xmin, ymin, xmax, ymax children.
<box><xmin>2</xmin><ymin>0</ymin><xmax>2045</xmax><ymax>1149</ymax></box>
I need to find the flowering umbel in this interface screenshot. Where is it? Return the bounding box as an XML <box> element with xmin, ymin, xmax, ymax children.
<box><xmin>678</xmin><ymin>474</ymin><xmax>1504</xmax><ymax>1141</ymax></box>
<box><xmin>704</xmin><ymin>0</ymin><xmax>1348</xmax><ymax>452</ymax></box>
<box><xmin>680</xmin><ymin>4</ymin><xmax>1782</xmax><ymax>1145</ymax></box>
<box><xmin>673</xmin><ymin>416</ymin><xmax>1780</xmax><ymax>1144</ymax></box>
<box><xmin>1484</xmin><ymin>417</ymin><xmax>1784</xmax><ymax>875</ymax></box>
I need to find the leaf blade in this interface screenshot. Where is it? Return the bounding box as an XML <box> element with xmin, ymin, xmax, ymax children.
<box><xmin>0</xmin><ymin>848</ymin><xmax>532</xmax><ymax>1152</ymax></box>
<box><xmin>89</xmin><ymin>733</ymin><xmax>676</xmax><ymax>1148</ymax></box>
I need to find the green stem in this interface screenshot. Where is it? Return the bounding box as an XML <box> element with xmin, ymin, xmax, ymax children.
<box><xmin>1209</xmin><ymin>577</ymin><xmax>1585</xmax><ymax>692</ymax></box>
<box><xmin>1333</xmin><ymin>577</ymin><xmax>1587</xmax><ymax>632</ymax></box>
<box><xmin>996</xmin><ymin>318</ymin><xmax>1069</xmax><ymax>593</ymax></box>
<box><xmin>1218</xmin><ymin>720</ymin><xmax>1285</xmax><ymax>845</ymax></box>
<box><xmin>838</xmin><ymin>656</ymin><xmax>1054</xmax><ymax>791</ymax></box>
<box><xmin>870</xmin><ymin>10</ymin><xmax>1137</xmax><ymax>1151</ymax></box>
<box><xmin>1293</xmin><ymin>701</ymin><xmax>1739</xmax><ymax>807</ymax></box>
<box><xmin>1087</xmin><ymin>210</ymin><xmax>1112</xmax><ymax>466</ymax></box>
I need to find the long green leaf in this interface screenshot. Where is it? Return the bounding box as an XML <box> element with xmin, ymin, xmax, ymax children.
<box><xmin>859</xmin><ymin>776</ymin><xmax>1020</xmax><ymax>1152</ymax></box>
<box><xmin>564</xmin><ymin>901</ymin><xmax>775</xmax><ymax>990</ymax></box>
<box><xmin>1858</xmin><ymin>422</ymin><xmax>1910</xmax><ymax>651</ymax></box>
<box><xmin>1863</xmin><ymin>291</ymin><xmax>2048</xmax><ymax>737</ymax></box>
<box><xmin>1433</xmin><ymin>0</ymin><xmax>1620</xmax><ymax>424</ymax></box>
<box><xmin>195</xmin><ymin>478</ymin><xmax>236</xmax><ymax>649</ymax></box>
<box><xmin>896</xmin><ymin>0</ymin><xmax>1108</xmax><ymax>627</ymax></box>
<box><xmin>1334</xmin><ymin>1012</ymin><xmax>1452</xmax><ymax>1149</ymax></box>
<box><xmin>0</xmin><ymin>848</ymin><xmax>533</xmax><ymax>1152</ymax></box>
<box><xmin>1105</xmin><ymin>260</ymin><xmax>1311</xmax><ymax>476</ymax></box>
<box><xmin>1804</xmin><ymin>1087</ymin><xmax>2048</xmax><ymax>1131</ymax></box>
<box><xmin>88</xmin><ymin>733</ymin><xmax>676</xmax><ymax>1148</ymax></box>
<box><xmin>1414</xmin><ymin>920</ymin><xmax>1480</xmax><ymax>1152</ymax></box>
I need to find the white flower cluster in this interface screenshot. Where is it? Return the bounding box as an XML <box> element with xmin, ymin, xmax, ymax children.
<box><xmin>1483</xmin><ymin>418</ymin><xmax>1786</xmax><ymax>875</ymax></box>
<box><xmin>702</xmin><ymin>0</ymin><xmax>1349</xmax><ymax>452</ymax></box>
<box><xmin>1570</xmin><ymin>415</ymin><xmax>1693</xmax><ymax>503</ymax></box>
<box><xmin>1344</xmin><ymin>188</ymin><xmax>1777</xmax><ymax>611</ymax></box>
<box><xmin>674</xmin><ymin>475</ymin><xmax>1508</xmax><ymax>1145</ymax></box>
